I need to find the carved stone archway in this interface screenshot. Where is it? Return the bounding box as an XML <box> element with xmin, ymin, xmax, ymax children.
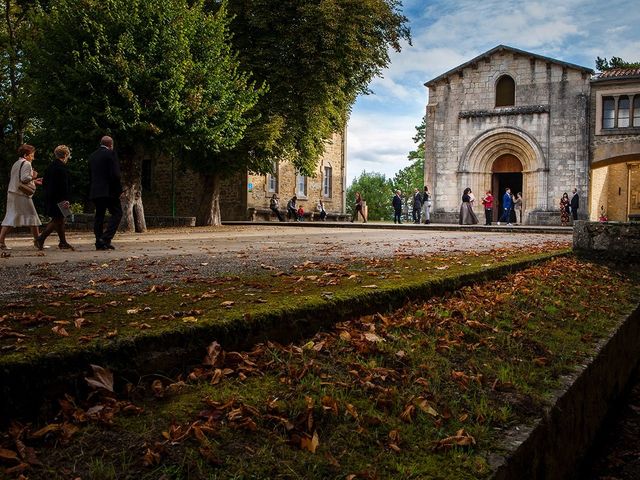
<box><xmin>458</xmin><ymin>127</ymin><xmax>547</xmax><ymax>216</ymax></box>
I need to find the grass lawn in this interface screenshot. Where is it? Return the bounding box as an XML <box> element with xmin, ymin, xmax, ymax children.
<box><xmin>1</xmin><ymin>253</ymin><xmax>638</xmax><ymax>479</ymax></box>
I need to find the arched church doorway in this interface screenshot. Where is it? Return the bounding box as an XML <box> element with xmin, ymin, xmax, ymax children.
<box><xmin>491</xmin><ymin>154</ymin><xmax>523</xmax><ymax>221</ymax></box>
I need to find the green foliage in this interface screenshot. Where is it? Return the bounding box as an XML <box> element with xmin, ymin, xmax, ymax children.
<box><xmin>390</xmin><ymin>117</ymin><xmax>425</xmax><ymax>211</ymax></box>
<box><xmin>0</xmin><ymin>0</ymin><xmax>37</xmax><ymax>196</ymax></box>
<box><xmin>595</xmin><ymin>56</ymin><xmax>640</xmax><ymax>71</ymax></box>
<box><xmin>346</xmin><ymin>170</ymin><xmax>392</xmax><ymax>220</ymax></box>
<box><xmin>390</xmin><ymin>157</ymin><xmax>423</xmax><ymax>212</ymax></box>
<box><xmin>25</xmin><ymin>0</ymin><xmax>260</xmax><ymax>177</ymax></box>
<box><xmin>222</xmin><ymin>0</ymin><xmax>411</xmax><ymax>176</ymax></box>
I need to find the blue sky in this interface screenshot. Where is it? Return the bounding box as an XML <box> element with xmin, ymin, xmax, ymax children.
<box><xmin>346</xmin><ymin>0</ymin><xmax>640</xmax><ymax>183</ymax></box>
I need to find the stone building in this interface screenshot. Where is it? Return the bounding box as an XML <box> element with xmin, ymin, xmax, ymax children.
<box><xmin>141</xmin><ymin>131</ymin><xmax>346</xmax><ymax>221</ymax></box>
<box><xmin>589</xmin><ymin>68</ymin><xmax>640</xmax><ymax>222</ymax></box>
<box><xmin>424</xmin><ymin>45</ymin><xmax>593</xmax><ymax>224</ymax></box>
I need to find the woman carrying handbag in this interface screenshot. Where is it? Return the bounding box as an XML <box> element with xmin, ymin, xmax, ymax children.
<box><xmin>0</xmin><ymin>144</ymin><xmax>42</xmax><ymax>250</ymax></box>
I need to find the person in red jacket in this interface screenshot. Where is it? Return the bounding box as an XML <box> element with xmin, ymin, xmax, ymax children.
<box><xmin>481</xmin><ymin>190</ymin><xmax>494</xmax><ymax>226</ymax></box>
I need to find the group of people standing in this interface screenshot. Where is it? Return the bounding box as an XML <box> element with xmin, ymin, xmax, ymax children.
<box><xmin>392</xmin><ymin>186</ymin><xmax>432</xmax><ymax>224</ymax></box>
<box><xmin>457</xmin><ymin>187</ymin><xmax>523</xmax><ymax>226</ymax></box>
<box><xmin>560</xmin><ymin>189</ymin><xmax>579</xmax><ymax>226</ymax></box>
<box><xmin>0</xmin><ymin>136</ymin><xmax>124</xmax><ymax>251</ymax></box>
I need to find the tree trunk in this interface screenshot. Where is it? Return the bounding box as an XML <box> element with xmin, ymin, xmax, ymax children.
<box><xmin>118</xmin><ymin>147</ymin><xmax>147</xmax><ymax>233</ymax></box>
<box><xmin>196</xmin><ymin>172</ymin><xmax>222</xmax><ymax>226</ymax></box>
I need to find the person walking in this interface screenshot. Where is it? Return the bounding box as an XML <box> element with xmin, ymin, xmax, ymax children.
<box><xmin>481</xmin><ymin>190</ymin><xmax>493</xmax><ymax>225</ymax></box>
<box><xmin>287</xmin><ymin>195</ymin><xmax>298</xmax><ymax>221</ymax></box>
<box><xmin>513</xmin><ymin>192</ymin><xmax>523</xmax><ymax>225</ymax></box>
<box><xmin>459</xmin><ymin>187</ymin><xmax>479</xmax><ymax>225</ymax></box>
<box><xmin>498</xmin><ymin>187</ymin><xmax>513</xmax><ymax>225</ymax></box>
<box><xmin>0</xmin><ymin>144</ymin><xmax>42</xmax><ymax>249</ymax></box>
<box><xmin>412</xmin><ymin>188</ymin><xmax>422</xmax><ymax>224</ymax></box>
<box><xmin>570</xmin><ymin>188</ymin><xmax>579</xmax><ymax>222</ymax></box>
<box><xmin>351</xmin><ymin>192</ymin><xmax>366</xmax><ymax>223</ymax></box>
<box><xmin>422</xmin><ymin>186</ymin><xmax>431</xmax><ymax>224</ymax></box>
<box><xmin>269</xmin><ymin>194</ymin><xmax>284</xmax><ymax>222</ymax></box>
<box><xmin>35</xmin><ymin>145</ymin><xmax>74</xmax><ymax>250</ymax></box>
<box><xmin>392</xmin><ymin>190</ymin><xmax>402</xmax><ymax>224</ymax></box>
<box><xmin>560</xmin><ymin>192</ymin><xmax>570</xmax><ymax>226</ymax></box>
<box><xmin>89</xmin><ymin>136</ymin><xmax>123</xmax><ymax>250</ymax></box>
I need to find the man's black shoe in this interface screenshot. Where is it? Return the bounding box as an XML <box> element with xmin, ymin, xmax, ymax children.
<box><xmin>96</xmin><ymin>244</ymin><xmax>109</xmax><ymax>250</ymax></box>
<box><xmin>104</xmin><ymin>243</ymin><xmax>115</xmax><ymax>250</ymax></box>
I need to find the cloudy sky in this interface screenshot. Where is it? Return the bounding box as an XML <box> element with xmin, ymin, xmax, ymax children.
<box><xmin>346</xmin><ymin>0</ymin><xmax>640</xmax><ymax>183</ymax></box>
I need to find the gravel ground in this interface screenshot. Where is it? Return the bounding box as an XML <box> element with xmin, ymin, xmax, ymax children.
<box><xmin>0</xmin><ymin>225</ymin><xmax>570</xmax><ymax>302</ymax></box>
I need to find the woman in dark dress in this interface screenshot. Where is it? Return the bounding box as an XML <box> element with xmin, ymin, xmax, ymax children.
<box><xmin>560</xmin><ymin>192</ymin><xmax>570</xmax><ymax>226</ymax></box>
<box><xmin>35</xmin><ymin>145</ymin><xmax>74</xmax><ymax>250</ymax></box>
<box><xmin>459</xmin><ymin>187</ymin><xmax>479</xmax><ymax>225</ymax></box>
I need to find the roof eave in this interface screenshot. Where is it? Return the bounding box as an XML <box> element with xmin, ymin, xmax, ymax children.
<box><xmin>424</xmin><ymin>44</ymin><xmax>593</xmax><ymax>88</ymax></box>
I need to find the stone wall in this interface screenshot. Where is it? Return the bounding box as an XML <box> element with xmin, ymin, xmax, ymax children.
<box><xmin>143</xmin><ymin>132</ymin><xmax>345</xmax><ymax>221</ymax></box>
<box><xmin>246</xmin><ymin>132</ymin><xmax>346</xmax><ymax>218</ymax></box>
<box><xmin>573</xmin><ymin>220</ymin><xmax>640</xmax><ymax>258</ymax></box>
<box><xmin>425</xmin><ymin>48</ymin><xmax>591</xmax><ymax>224</ymax></box>
<box><xmin>588</xmin><ymin>78</ymin><xmax>640</xmax><ymax>221</ymax></box>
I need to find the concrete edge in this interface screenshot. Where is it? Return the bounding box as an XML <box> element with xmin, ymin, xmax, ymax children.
<box><xmin>0</xmin><ymin>252</ymin><xmax>567</xmax><ymax>422</ymax></box>
<box><xmin>490</xmin><ymin>301</ymin><xmax>640</xmax><ymax>479</ymax></box>
<box><xmin>222</xmin><ymin>221</ymin><xmax>573</xmax><ymax>235</ymax></box>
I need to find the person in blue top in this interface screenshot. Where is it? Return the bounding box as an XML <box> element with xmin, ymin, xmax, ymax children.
<box><xmin>498</xmin><ymin>187</ymin><xmax>513</xmax><ymax>225</ymax></box>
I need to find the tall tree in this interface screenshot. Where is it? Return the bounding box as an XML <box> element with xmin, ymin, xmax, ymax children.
<box><xmin>595</xmin><ymin>56</ymin><xmax>640</xmax><ymax>71</ymax></box>
<box><xmin>25</xmin><ymin>0</ymin><xmax>260</xmax><ymax>231</ymax></box>
<box><xmin>346</xmin><ymin>171</ymin><xmax>392</xmax><ymax>221</ymax></box>
<box><xmin>188</xmin><ymin>0</ymin><xmax>410</xmax><ymax>225</ymax></box>
<box><xmin>0</xmin><ymin>0</ymin><xmax>34</xmax><ymax>203</ymax></box>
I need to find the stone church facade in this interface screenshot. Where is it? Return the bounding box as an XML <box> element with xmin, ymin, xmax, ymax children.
<box><xmin>424</xmin><ymin>45</ymin><xmax>593</xmax><ymax>224</ymax></box>
<box><xmin>141</xmin><ymin>131</ymin><xmax>346</xmax><ymax>221</ymax></box>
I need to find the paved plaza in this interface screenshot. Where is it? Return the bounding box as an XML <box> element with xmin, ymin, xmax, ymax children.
<box><xmin>0</xmin><ymin>224</ymin><xmax>571</xmax><ymax>268</ymax></box>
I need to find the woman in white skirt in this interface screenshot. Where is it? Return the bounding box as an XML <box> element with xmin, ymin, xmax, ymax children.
<box><xmin>0</xmin><ymin>144</ymin><xmax>42</xmax><ymax>249</ymax></box>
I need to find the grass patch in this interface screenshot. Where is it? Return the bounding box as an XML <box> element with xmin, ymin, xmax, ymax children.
<box><xmin>1</xmin><ymin>247</ymin><xmax>567</xmax><ymax>366</ymax></box>
<box><xmin>3</xmin><ymin>255</ymin><xmax>638</xmax><ymax>479</ymax></box>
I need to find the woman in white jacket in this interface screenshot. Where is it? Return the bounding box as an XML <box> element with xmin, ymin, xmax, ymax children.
<box><xmin>0</xmin><ymin>144</ymin><xmax>42</xmax><ymax>250</ymax></box>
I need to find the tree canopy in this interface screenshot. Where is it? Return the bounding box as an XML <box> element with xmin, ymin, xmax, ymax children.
<box><xmin>346</xmin><ymin>171</ymin><xmax>392</xmax><ymax>221</ymax></box>
<box><xmin>595</xmin><ymin>56</ymin><xmax>640</xmax><ymax>71</ymax></box>
<box><xmin>24</xmin><ymin>0</ymin><xmax>262</xmax><ymax>228</ymax></box>
<box><xmin>221</xmin><ymin>0</ymin><xmax>411</xmax><ymax>177</ymax></box>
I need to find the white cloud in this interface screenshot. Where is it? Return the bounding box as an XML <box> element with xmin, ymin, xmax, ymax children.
<box><xmin>347</xmin><ymin>113</ymin><xmax>422</xmax><ymax>183</ymax></box>
<box><xmin>347</xmin><ymin>0</ymin><xmax>640</xmax><ymax>187</ymax></box>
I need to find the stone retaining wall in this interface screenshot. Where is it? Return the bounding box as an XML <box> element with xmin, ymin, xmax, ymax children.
<box><xmin>573</xmin><ymin>220</ymin><xmax>640</xmax><ymax>258</ymax></box>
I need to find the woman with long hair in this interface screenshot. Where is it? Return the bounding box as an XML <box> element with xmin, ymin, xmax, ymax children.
<box><xmin>459</xmin><ymin>187</ymin><xmax>479</xmax><ymax>225</ymax></box>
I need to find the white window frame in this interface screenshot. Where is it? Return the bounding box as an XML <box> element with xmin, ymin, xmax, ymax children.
<box><xmin>267</xmin><ymin>161</ymin><xmax>278</xmax><ymax>193</ymax></box>
<box><xmin>296</xmin><ymin>172</ymin><xmax>307</xmax><ymax>198</ymax></box>
<box><xmin>323</xmin><ymin>166</ymin><xmax>332</xmax><ymax>198</ymax></box>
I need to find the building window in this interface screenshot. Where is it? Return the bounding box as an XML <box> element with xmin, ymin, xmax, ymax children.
<box><xmin>618</xmin><ymin>96</ymin><xmax>630</xmax><ymax>128</ymax></box>
<box><xmin>634</xmin><ymin>96</ymin><xmax>640</xmax><ymax>127</ymax></box>
<box><xmin>602</xmin><ymin>96</ymin><xmax>615</xmax><ymax>129</ymax></box>
<box><xmin>267</xmin><ymin>161</ymin><xmax>278</xmax><ymax>192</ymax></box>
<box><xmin>323</xmin><ymin>166</ymin><xmax>332</xmax><ymax>197</ymax></box>
<box><xmin>296</xmin><ymin>173</ymin><xmax>307</xmax><ymax>197</ymax></box>
<box><xmin>495</xmin><ymin>75</ymin><xmax>515</xmax><ymax>107</ymax></box>
<box><xmin>141</xmin><ymin>158</ymin><xmax>153</xmax><ymax>192</ymax></box>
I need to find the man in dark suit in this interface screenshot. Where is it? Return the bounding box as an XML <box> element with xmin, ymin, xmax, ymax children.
<box><xmin>570</xmin><ymin>188</ymin><xmax>579</xmax><ymax>222</ymax></box>
<box><xmin>412</xmin><ymin>188</ymin><xmax>422</xmax><ymax>224</ymax></box>
<box><xmin>392</xmin><ymin>190</ymin><xmax>403</xmax><ymax>224</ymax></box>
<box><xmin>89</xmin><ymin>136</ymin><xmax>123</xmax><ymax>250</ymax></box>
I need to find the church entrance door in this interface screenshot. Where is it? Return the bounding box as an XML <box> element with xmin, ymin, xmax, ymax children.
<box><xmin>491</xmin><ymin>155</ymin><xmax>523</xmax><ymax>222</ymax></box>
